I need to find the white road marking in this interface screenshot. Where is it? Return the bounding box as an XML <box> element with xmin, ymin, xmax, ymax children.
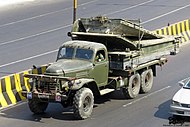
<box><xmin>0</xmin><ymin>49</ymin><xmax>57</xmax><ymax>68</ymax></box>
<box><xmin>0</xmin><ymin>24</ymin><xmax>71</xmax><ymax>46</ymax></box>
<box><xmin>123</xmin><ymin>86</ymin><xmax>171</xmax><ymax>107</ymax></box>
<box><xmin>0</xmin><ymin>0</ymin><xmax>153</xmax><ymax>46</ymax></box>
<box><xmin>0</xmin><ymin>0</ymin><xmax>35</xmax><ymax>7</ymax></box>
<box><xmin>0</xmin><ymin>0</ymin><xmax>99</xmax><ymax>28</ymax></box>
<box><xmin>104</xmin><ymin>0</ymin><xmax>155</xmax><ymax>16</ymax></box>
<box><xmin>142</xmin><ymin>3</ymin><xmax>190</xmax><ymax>24</ymax></box>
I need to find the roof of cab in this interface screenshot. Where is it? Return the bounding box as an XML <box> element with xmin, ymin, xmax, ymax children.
<box><xmin>62</xmin><ymin>40</ymin><xmax>106</xmax><ymax>51</ymax></box>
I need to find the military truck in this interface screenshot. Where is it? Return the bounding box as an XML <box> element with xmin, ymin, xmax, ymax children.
<box><xmin>22</xmin><ymin>16</ymin><xmax>180</xmax><ymax>119</ymax></box>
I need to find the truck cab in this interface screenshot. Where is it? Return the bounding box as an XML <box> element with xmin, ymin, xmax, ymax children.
<box><xmin>46</xmin><ymin>40</ymin><xmax>109</xmax><ymax>87</ymax></box>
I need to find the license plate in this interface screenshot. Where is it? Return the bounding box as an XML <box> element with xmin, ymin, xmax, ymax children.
<box><xmin>38</xmin><ymin>94</ymin><xmax>49</xmax><ymax>99</ymax></box>
<box><xmin>27</xmin><ymin>92</ymin><xmax>32</xmax><ymax>99</ymax></box>
<box><xmin>55</xmin><ymin>94</ymin><xmax>61</xmax><ymax>102</ymax></box>
<box><xmin>184</xmin><ymin>111</ymin><xmax>190</xmax><ymax>115</ymax></box>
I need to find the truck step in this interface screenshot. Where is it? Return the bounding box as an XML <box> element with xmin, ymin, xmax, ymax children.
<box><xmin>100</xmin><ymin>88</ymin><xmax>115</xmax><ymax>95</ymax></box>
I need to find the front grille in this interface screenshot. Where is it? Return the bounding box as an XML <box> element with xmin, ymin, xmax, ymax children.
<box><xmin>44</xmin><ymin>83</ymin><xmax>56</xmax><ymax>91</ymax></box>
<box><xmin>36</xmin><ymin>80</ymin><xmax>67</xmax><ymax>93</ymax></box>
<box><xmin>181</xmin><ymin>103</ymin><xmax>190</xmax><ymax>108</ymax></box>
<box><xmin>38</xmin><ymin>82</ymin><xmax>58</xmax><ymax>93</ymax></box>
<box><xmin>176</xmin><ymin>111</ymin><xmax>184</xmax><ymax>114</ymax></box>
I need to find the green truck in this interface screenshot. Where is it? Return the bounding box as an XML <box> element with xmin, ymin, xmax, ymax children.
<box><xmin>22</xmin><ymin>16</ymin><xmax>180</xmax><ymax>119</ymax></box>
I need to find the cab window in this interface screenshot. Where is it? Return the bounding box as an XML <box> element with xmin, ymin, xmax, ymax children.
<box><xmin>58</xmin><ymin>47</ymin><xmax>74</xmax><ymax>59</ymax></box>
<box><xmin>75</xmin><ymin>48</ymin><xmax>94</xmax><ymax>60</ymax></box>
<box><xmin>95</xmin><ymin>50</ymin><xmax>106</xmax><ymax>62</ymax></box>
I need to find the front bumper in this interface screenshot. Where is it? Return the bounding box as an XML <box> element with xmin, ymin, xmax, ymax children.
<box><xmin>22</xmin><ymin>91</ymin><xmax>68</xmax><ymax>102</ymax></box>
<box><xmin>170</xmin><ymin>104</ymin><xmax>190</xmax><ymax>117</ymax></box>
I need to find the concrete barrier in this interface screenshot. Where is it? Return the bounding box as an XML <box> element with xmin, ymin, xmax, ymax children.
<box><xmin>0</xmin><ymin>64</ymin><xmax>48</xmax><ymax>109</ymax></box>
<box><xmin>32</xmin><ymin>65</ymin><xmax>48</xmax><ymax>74</ymax></box>
<box><xmin>0</xmin><ymin>70</ymin><xmax>30</xmax><ymax>108</ymax></box>
<box><xmin>153</xmin><ymin>19</ymin><xmax>190</xmax><ymax>43</ymax></box>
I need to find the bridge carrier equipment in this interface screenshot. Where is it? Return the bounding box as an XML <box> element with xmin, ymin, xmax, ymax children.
<box><xmin>22</xmin><ymin>16</ymin><xmax>180</xmax><ymax>119</ymax></box>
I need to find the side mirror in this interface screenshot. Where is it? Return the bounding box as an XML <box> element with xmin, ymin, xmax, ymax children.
<box><xmin>178</xmin><ymin>81</ymin><xmax>184</xmax><ymax>87</ymax></box>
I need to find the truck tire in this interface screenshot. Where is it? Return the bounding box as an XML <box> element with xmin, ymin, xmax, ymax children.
<box><xmin>140</xmin><ymin>69</ymin><xmax>153</xmax><ymax>93</ymax></box>
<box><xmin>28</xmin><ymin>99</ymin><xmax>48</xmax><ymax>114</ymax></box>
<box><xmin>73</xmin><ymin>87</ymin><xmax>94</xmax><ymax>119</ymax></box>
<box><xmin>122</xmin><ymin>73</ymin><xmax>141</xmax><ymax>99</ymax></box>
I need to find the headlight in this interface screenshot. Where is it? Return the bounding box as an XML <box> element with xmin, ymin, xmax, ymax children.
<box><xmin>75</xmin><ymin>80</ymin><xmax>81</xmax><ymax>85</ymax></box>
<box><xmin>68</xmin><ymin>80</ymin><xmax>74</xmax><ymax>88</ymax></box>
<box><xmin>67</xmin><ymin>80</ymin><xmax>81</xmax><ymax>88</ymax></box>
<box><xmin>172</xmin><ymin>100</ymin><xmax>181</xmax><ymax>106</ymax></box>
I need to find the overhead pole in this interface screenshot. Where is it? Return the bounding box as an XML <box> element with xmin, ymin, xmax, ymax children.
<box><xmin>73</xmin><ymin>0</ymin><xmax>77</xmax><ymax>24</ymax></box>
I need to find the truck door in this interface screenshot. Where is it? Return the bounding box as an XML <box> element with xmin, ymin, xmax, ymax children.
<box><xmin>92</xmin><ymin>50</ymin><xmax>109</xmax><ymax>87</ymax></box>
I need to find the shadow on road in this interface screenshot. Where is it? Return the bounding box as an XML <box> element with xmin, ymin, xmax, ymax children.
<box><xmin>0</xmin><ymin>90</ymin><xmax>149</xmax><ymax>122</ymax></box>
<box><xmin>154</xmin><ymin>99</ymin><xmax>172</xmax><ymax>120</ymax></box>
<box><xmin>0</xmin><ymin>93</ymin><xmax>116</xmax><ymax>122</ymax></box>
<box><xmin>154</xmin><ymin>99</ymin><xmax>190</xmax><ymax>125</ymax></box>
<box><xmin>0</xmin><ymin>102</ymin><xmax>79</xmax><ymax>121</ymax></box>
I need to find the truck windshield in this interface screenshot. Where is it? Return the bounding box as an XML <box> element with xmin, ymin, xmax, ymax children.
<box><xmin>75</xmin><ymin>48</ymin><xmax>93</xmax><ymax>60</ymax></box>
<box><xmin>58</xmin><ymin>47</ymin><xmax>74</xmax><ymax>59</ymax></box>
<box><xmin>58</xmin><ymin>47</ymin><xmax>93</xmax><ymax>60</ymax></box>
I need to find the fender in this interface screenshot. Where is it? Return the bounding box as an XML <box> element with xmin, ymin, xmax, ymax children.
<box><xmin>70</xmin><ymin>78</ymin><xmax>96</xmax><ymax>90</ymax></box>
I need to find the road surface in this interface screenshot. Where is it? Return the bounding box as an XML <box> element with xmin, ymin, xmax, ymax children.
<box><xmin>0</xmin><ymin>0</ymin><xmax>190</xmax><ymax>127</ymax></box>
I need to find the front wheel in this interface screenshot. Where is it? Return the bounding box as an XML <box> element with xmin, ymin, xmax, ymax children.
<box><xmin>122</xmin><ymin>73</ymin><xmax>141</xmax><ymax>99</ymax></box>
<box><xmin>28</xmin><ymin>99</ymin><xmax>48</xmax><ymax>114</ymax></box>
<box><xmin>73</xmin><ymin>87</ymin><xmax>94</xmax><ymax>119</ymax></box>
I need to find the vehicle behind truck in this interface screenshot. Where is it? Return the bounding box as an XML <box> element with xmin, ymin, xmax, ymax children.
<box><xmin>22</xmin><ymin>16</ymin><xmax>180</xmax><ymax>119</ymax></box>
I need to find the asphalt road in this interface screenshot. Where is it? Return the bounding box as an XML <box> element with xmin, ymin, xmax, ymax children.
<box><xmin>0</xmin><ymin>0</ymin><xmax>190</xmax><ymax>127</ymax></box>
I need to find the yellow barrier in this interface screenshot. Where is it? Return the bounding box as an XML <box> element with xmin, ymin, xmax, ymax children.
<box><xmin>154</xmin><ymin>19</ymin><xmax>190</xmax><ymax>42</ymax></box>
<box><xmin>32</xmin><ymin>65</ymin><xmax>48</xmax><ymax>74</ymax></box>
<box><xmin>0</xmin><ymin>70</ymin><xmax>31</xmax><ymax>108</ymax></box>
<box><xmin>0</xmin><ymin>64</ymin><xmax>48</xmax><ymax>109</ymax></box>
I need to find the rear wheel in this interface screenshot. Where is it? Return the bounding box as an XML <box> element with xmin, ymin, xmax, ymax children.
<box><xmin>140</xmin><ymin>69</ymin><xmax>153</xmax><ymax>93</ymax></box>
<box><xmin>28</xmin><ymin>99</ymin><xmax>48</xmax><ymax>114</ymax></box>
<box><xmin>122</xmin><ymin>73</ymin><xmax>141</xmax><ymax>99</ymax></box>
<box><xmin>73</xmin><ymin>87</ymin><xmax>94</xmax><ymax>119</ymax></box>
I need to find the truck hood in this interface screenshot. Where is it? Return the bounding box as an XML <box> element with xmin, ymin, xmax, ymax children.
<box><xmin>45</xmin><ymin>59</ymin><xmax>93</xmax><ymax>75</ymax></box>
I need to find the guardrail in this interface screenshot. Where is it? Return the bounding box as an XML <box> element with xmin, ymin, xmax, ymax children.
<box><xmin>153</xmin><ymin>19</ymin><xmax>190</xmax><ymax>43</ymax></box>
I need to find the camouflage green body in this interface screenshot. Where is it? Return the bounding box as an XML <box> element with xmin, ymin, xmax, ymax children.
<box><xmin>21</xmin><ymin>16</ymin><xmax>180</xmax><ymax>120</ymax></box>
<box><xmin>45</xmin><ymin>40</ymin><xmax>109</xmax><ymax>90</ymax></box>
<box><xmin>37</xmin><ymin>16</ymin><xmax>179</xmax><ymax>93</ymax></box>
<box><xmin>22</xmin><ymin>16</ymin><xmax>179</xmax><ymax>106</ymax></box>
<box><xmin>70</xmin><ymin>16</ymin><xmax>179</xmax><ymax>70</ymax></box>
